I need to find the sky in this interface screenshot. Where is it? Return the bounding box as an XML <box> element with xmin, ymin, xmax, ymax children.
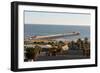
<box><xmin>24</xmin><ymin>11</ymin><xmax>91</xmax><ymax>25</ymax></box>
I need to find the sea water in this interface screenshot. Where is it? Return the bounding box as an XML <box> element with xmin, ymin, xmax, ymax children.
<box><xmin>24</xmin><ymin>24</ymin><xmax>90</xmax><ymax>41</ymax></box>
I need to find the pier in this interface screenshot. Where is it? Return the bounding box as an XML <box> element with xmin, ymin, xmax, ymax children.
<box><xmin>29</xmin><ymin>32</ymin><xmax>80</xmax><ymax>40</ymax></box>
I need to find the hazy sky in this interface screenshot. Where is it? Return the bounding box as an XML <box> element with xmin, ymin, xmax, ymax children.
<box><xmin>24</xmin><ymin>11</ymin><xmax>91</xmax><ymax>25</ymax></box>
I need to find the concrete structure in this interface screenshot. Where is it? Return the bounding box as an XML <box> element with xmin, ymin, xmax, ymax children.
<box><xmin>28</xmin><ymin>32</ymin><xmax>80</xmax><ymax>40</ymax></box>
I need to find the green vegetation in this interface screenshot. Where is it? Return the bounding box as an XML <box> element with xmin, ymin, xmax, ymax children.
<box><xmin>24</xmin><ymin>37</ymin><xmax>90</xmax><ymax>62</ymax></box>
<box><xmin>68</xmin><ymin>37</ymin><xmax>90</xmax><ymax>56</ymax></box>
<box><xmin>24</xmin><ymin>45</ymin><xmax>42</xmax><ymax>61</ymax></box>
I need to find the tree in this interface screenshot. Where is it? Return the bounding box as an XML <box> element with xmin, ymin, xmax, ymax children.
<box><xmin>76</xmin><ymin>38</ymin><xmax>82</xmax><ymax>49</ymax></box>
<box><xmin>58</xmin><ymin>41</ymin><xmax>65</xmax><ymax>46</ymax></box>
<box><xmin>83</xmin><ymin>37</ymin><xmax>90</xmax><ymax>49</ymax></box>
<box><xmin>69</xmin><ymin>41</ymin><xmax>75</xmax><ymax>50</ymax></box>
<box><xmin>24</xmin><ymin>45</ymin><xmax>42</xmax><ymax>61</ymax></box>
<box><xmin>24</xmin><ymin>47</ymin><xmax>34</xmax><ymax>61</ymax></box>
<box><xmin>56</xmin><ymin>44</ymin><xmax>63</xmax><ymax>55</ymax></box>
<box><xmin>83</xmin><ymin>37</ymin><xmax>90</xmax><ymax>56</ymax></box>
<box><xmin>48</xmin><ymin>45</ymin><xmax>57</xmax><ymax>56</ymax></box>
<box><xmin>32</xmin><ymin>45</ymin><xmax>42</xmax><ymax>61</ymax></box>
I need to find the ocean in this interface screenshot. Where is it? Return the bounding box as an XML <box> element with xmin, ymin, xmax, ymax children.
<box><xmin>24</xmin><ymin>24</ymin><xmax>90</xmax><ymax>41</ymax></box>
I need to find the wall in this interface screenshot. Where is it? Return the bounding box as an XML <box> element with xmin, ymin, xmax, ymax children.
<box><xmin>0</xmin><ymin>0</ymin><xmax>99</xmax><ymax>73</ymax></box>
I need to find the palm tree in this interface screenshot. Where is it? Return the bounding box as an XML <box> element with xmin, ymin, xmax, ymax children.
<box><xmin>25</xmin><ymin>45</ymin><xmax>42</xmax><ymax>61</ymax></box>
<box><xmin>76</xmin><ymin>38</ymin><xmax>83</xmax><ymax>49</ymax></box>
<box><xmin>69</xmin><ymin>41</ymin><xmax>75</xmax><ymax>50</ymax></box>
<box><xmin>83</xmin><ymin>37</ymin><xmax>90</xmax><ymax>49</ymax></box>
<box><xmin>24</xmin><ymin>47</ymin><xmax>34</xmax><ymax>61</ymax></box>
<box><xmin>56</xmin><ymin>44</ymin><xmax>63</xmax><ymax>55</ymax></box>
<box><xmin>58</xmin><ymin>41</ymin><xmax>65</xmax><ymax>46</ymax></box>
<box><xmin>48</xmin><ymin>44</ymin><xmax>58</xmax><ymax>56</ymax></box>
<box><xmin>83</xmin><ymin>37</ymin><xmax>90</xmax><ymax>56</ymax></box>
<box><xmin>32</xmin><ymin>45</ymin><xmax>42</xmax><ymax>61</ymax></box>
